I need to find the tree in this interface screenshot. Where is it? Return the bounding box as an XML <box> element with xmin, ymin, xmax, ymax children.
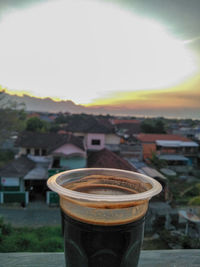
<box><xmin>141</xmin><ymin>118</ymin><xmax>166</xmax><ymax>134</ymax></box>
<box><xmin>55</xmin><ymin>113</ymin><xmax>68</xmax><ymax>124</ymax></box>
<box><xmin>26</xmin><ymin>117</ymin><xmax>49</xmax><ymax>132</ymax></box>
<box><xmin>0</xmin><ymin>90</ymin><xmax>26</xmax><ymax>145</ymax></box>
<box><xmin>149</xmin><ymin>152</ymin><xmax>167</xmax><ymax>169</ymax></box>
<box><xmin>154</xmin><ymin>119</ymin><xmax>166</xmax><ymax>133</ymax></box>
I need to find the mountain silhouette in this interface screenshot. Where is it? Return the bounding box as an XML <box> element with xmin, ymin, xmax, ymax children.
<box><xmin>2</xmin><ymin>92</ymin><xmax>88</xmax><ymax>113</ymax></box>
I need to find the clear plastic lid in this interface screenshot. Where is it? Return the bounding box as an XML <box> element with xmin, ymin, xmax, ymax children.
<box><xmin>47</xmin><ymin>168</ymin><xmax>162</xmax><ymax>203</ymax></box>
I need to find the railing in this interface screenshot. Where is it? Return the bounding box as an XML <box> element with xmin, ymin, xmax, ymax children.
<box><xmin>1</xmin><ymin>250</ymin><xmax>200</xmax><ymax>266</ymax></box>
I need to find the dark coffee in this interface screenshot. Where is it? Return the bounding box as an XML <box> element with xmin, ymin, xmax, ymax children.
<box><xmin>61</xmin><ymin>210</ymin><xmax>145</xmax><ymax>267</ymax></box>
<box><xmin>60</xmin><ymin>175</ymin><xmax>149</xmax><ymax>266</ymax></box>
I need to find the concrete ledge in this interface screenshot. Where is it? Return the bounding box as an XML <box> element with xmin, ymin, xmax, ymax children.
<box><xmin>0</xmin><ymin>250</ymin><xmax>200</xmax><ymax>267</ymax></box>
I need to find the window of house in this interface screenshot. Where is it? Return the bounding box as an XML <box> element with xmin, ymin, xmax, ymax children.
<box><xmin>184</xmin><ymin>147</ymin><xmax>193</xmax><ymax>153</ymax></box>
<box><xmin>52</xmin><ymin>158</ymin><xmax>60</xmax><ymax>168</ymax></box>
<box><xmin>91</xmin><ymin>139</ymin><xmax>101</xmax><ymax>145</ymax></box>
<box><xmin>42</xmin><ymin>149</ymin><xmax>47</xmax><ymax>156</ymax></box>
<box><xmin>26</xmin><ymin>148</ymin><xmax>30</xmax><ymax>154</ymax></box>
<box><xmin>35</xmin><ymin>149</ymin><xmax>40</xmax><ymax>156</ymax></box>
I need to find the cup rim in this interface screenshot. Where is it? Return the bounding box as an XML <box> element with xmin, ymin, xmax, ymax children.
<box><xmin>47</xmin><ymin>168</ymin><xmax>162</xmax><ymax>202</ymax></box>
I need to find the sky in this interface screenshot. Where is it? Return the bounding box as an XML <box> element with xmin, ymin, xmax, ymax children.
<box><xmin>0</xmin><ymin>0</ymin><xmax>200</xmax><ymax>118</ymax></box>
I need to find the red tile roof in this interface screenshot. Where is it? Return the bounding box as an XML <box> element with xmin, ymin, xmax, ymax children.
<box><xmin>87</xmin><ymin>148</ymin><xmax>137</xmax><ymax>172</ymax></box>
<box><xmin>111</xmin><ymin>119</ymin><xmax>141</xmax><ymax>125</ymax></box>
<box><xmin>27</xmin><ymin>113</ymin><xmax>40</xmax><ymax>119</ymax></box>
<box><xmin>137</xmin><ymin>133</ymin><xmax>190</xmax><ymax>143</ymax></box>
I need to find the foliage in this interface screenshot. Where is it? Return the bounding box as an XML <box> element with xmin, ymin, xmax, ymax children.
<box><xmin>0</xmin><ymin>90</ymin><xmax>26</xmax><ymax>144</ymax></box>
<box><xmin>49</xmin><ymin>123</ymin><xmax>61</xmax><ymax>133</ymax></box>
<box><xmin>25</xmin><ymin>117</ymin><xmax>50</xmax><ymax>132</ymax></box>
<box><xmin>0</xmin><ymin>217</ymin><xmax>13</xmax><ymax>236</ymax></box>
<box><xmin>0</xmin><ymin>149</ymin><xmax>15</xmax><ymax>167</ymax></box>
<box><xmin>96</xmin><ymin>113</ymin><xmax>114</xmax><ymax>119</ymax></box>
<box><xmin>159</xmin><ymin>229</ymin><xmax>200</xmax><ymax>249</ymax></box>
<box><xmin>141</xmin><ymin>118</ymin><xmax>166</xmax><ymax>134</ymax></box>
<box><xmin>188</xmin><ymin>196</ymin><xmax>200</xmax><ymax>205</ymax></box>
<box><xmin>55</xmin><ymin>113</ymin><xmax>69</xmax><ymax>124</ymax></box>
<box><xmin>181</xmin><ymin>183</ymin><xmax>200</xmax><ymax>198</ymax></box>
<box><xmin>0</xmin><ymin>218</ymin><xmax>64</xmax><ymax>252</ymax></box>
<box><xmin>152</xmin><ymin>215</ymin><xmax>166</xmax><ymax>232</ymax></box>
<box><xmin>149</xmin><ymin>152</ymin><xmax>167</xmax><ymax>169</ymax></box>
<box><xmin>142</xmin><ymin>238</ymin><xmax>169</xmax><ymax>250</ymax></box>
<box><xmin>55</xmin><ymin>113</ymin><xmax>95</xmax><ymax>125</ymax></box>
<box><xmin>168</xmin><ymin>177</ymin><xmax>200</xmax><ymax>205</ymax></box>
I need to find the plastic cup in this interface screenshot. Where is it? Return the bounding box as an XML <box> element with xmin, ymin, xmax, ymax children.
<box><xmin>47</xmin><ymin>168</ymin><xmax>162</xmax><ymax>267</ymax></box>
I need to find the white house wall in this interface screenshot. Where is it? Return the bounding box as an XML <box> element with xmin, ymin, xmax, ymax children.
<box><xmin>53</xmin><ymin>143</ymin><xmax>86</xmax><ymax>157</ymax></box>
<box><xmin>105</xmin><ymin>134</ymin><xmax>121</xmax><ymax>145</ymax></box>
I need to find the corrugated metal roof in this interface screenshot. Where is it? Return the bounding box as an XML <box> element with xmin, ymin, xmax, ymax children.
<box><xmin>138</xmin><ymin>166</ymin><xmax>167</xmax><ymax>180</ymax></box>
<box><xmin>160</xmin><ymin>168</ymin><xmax>177</xmax><ymax>176</ymax></box>
<box><xmin>158</xmin><ymin>154</ymin><xmax>189</xmax><ymax>161</ymax></box>
<box><xmin>24</xmin><ymin>163</ymin><xmax>48</xmax><ymax>180</ymax></box>
<box><xmin>181</xmin><ymin>141</ymin><xmax>199</xmax><ymax>147</ymax></box>
<box><xmin>127</xmin><ymin>159</ymin><xmax>146</xmax><ymax>169</ymax></box>
<box><xmin>156</xmin><ymin>140</ymin><xmax>199</xmax><ymax>147</ymax></box>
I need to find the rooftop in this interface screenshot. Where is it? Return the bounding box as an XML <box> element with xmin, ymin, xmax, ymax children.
<box><xmin>1</xmin><ymin>250</ymin><xmax>200</xmax><ymax>267</ymax></box>
<box><xmin>0</xmin><ymin>156</ymin><xmax>35</xmax><ymax>177</ymax></box>
<box><xmin>87</xmin><ymin>148</ymin><xmax>137</xmax><ymax>171</ymax></box>
<box><xmin>156</xmin><ymin>140</ymin><xmax>199</xmax><ymax>147</ymax></box>
<box><xmin>139</xmin><ymin>166</ymin><xmax>167</xmax><ymax>181</ymax></box>
<box><xmin>137</xmin><ymin>134</ymin><xmax>190</xmax><ymax>143</ymax></box>
<box><xmin>116</xmin><ymin>122</ymin><xmax>142</xmax><ymax>134</ymax></box>
<box><xmin>126</xmin><ymin>159</ymin><xmax>167</xmax><ymax>181</ymax></box>
<box><xmin>24</xmin><ymin>163</ymin><xmax>49</xmax><ymax>180</ymax></box>
<box><xmin>158</xmin><ymin>154</ymin><xmax>189</xmax><ymax>161</ymax></box>
<box><xmin>65</xmin><ymin>116</ymin><xmax>114</xmax><ymax>134</ymax></box>
<box><xmin>15</xmin><ymin>132</ymin><xmax>85</xmax><ymax>151</ymax></box>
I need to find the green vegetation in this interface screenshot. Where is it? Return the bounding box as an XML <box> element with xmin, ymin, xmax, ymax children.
<box><xmin>149</xmin><ymin>152</ymin><xmax>167</xmax><ymax>169</ymax></box>
<box><xmin>0</xmin><ymin>149</ymin><xmax>15</xmax><ymax>168</ymax></box>
<box><xmin>0</xmin><ymin>218</ymin><xmax>64</xmax><ymax>252</ymax></box>
<box><xmin>141</xmin><ymin>118</ymin><xmax>166</xmax><ymax>134</ymax></box>
<box><xmin>168</xmin><ymin>177</ymin><xmax>200</xmax><ymax>205</ymax></box>
<box><xmin>25</xmin><ymin>117</ymin><xmax>50</xmax><ymax>132</ymax></box>
<box><xmin>142</xmin><ymin>238</ymin><xmax>169</xmax><ymax>250</ymax></box>
<box><xmin>0</xmin><ymin>90</ymin><xmax>26</xmax><ymax>145</ymax></box>
<box><xmin>188</xmin><ymin>196</ymin><xmax>200</xmax><ymax>205</ymax></box>
<box><xmin>159</xmin><ymin>229</ymin><xmax>200</xmax><ymax>249</ymax></box>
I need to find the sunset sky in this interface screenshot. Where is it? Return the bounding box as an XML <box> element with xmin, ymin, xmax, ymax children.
<box><xmin>0</xmin><ymin>0</ymin><xmax>200</xmax><ymax>118</ymax></box>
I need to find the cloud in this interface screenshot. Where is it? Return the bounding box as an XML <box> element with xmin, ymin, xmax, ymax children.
<box><xmin>87</xmin><ymin>75</ymin><xmax>200</xmax><ymax>112</ymax></box>
<box><xmin>0</xmin><ymin>0</ymin><xmax>197</xmax><ymax>105</ymax></box>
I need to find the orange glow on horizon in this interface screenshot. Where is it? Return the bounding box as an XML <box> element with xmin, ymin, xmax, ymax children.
<box><xmin>1</xmin><ymin>74</ymin><xmax>200</xmax><ymax>112</ymax></box>
<box><xmin>85</xmin><ymin>75</ymin><xmax>200</xmax><ymax>110</ymax></box>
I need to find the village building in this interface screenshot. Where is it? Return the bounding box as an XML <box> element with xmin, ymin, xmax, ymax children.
<box><xmin>119</xmin><ymin>143</ymin><xmax>143</xmax><ymax>161</ymax></box>
<box><xmin>0</xmin><ymin>156</ymin><xmax>35</xmax><ymax>205</ymax></box>
<box><xmin>62</xmin><ymin>117</ymin><xmax>121</xmax><ymax>152</ymax></box>
<box><xmin>111</xmin><ymin>119</ymin><xmax>142</xmax><ymax>138</ymax></box>
<box><xmin>0</xmin><ymin>132</ymin><xmax>86</xmax><ymax>205</ymax></box>
<box><xmin>136</xmin><ymin>134</ymin><xmax>199</xmax><ymax>170</ymax></box>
